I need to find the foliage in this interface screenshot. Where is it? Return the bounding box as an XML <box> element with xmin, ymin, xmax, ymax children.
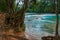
<box><xmin>26</xmin><ymin>0</ymin><xmax>56</xmax><ymax>13</ymax></box>
<box><xmin>0</xmin><ymin>0</ymin><xmax>7</xmax><ymax>12</ymax></box>
<box><xmin>58</xmin><ymin>0</ymin><xmax>60</xmax><ymax>13</ymax></box>
<box><xmin>0</xmin><ymin>0</ymin><xmax>60</xmax><ymax>13</ymax></box>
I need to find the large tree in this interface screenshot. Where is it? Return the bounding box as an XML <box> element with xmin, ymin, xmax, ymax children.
<box><xmin>0</xmin><ymin>0</ymin><xmax>29</xmax><ymax>33</ymax></box>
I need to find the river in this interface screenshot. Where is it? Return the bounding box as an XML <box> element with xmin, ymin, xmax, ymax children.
<box><xmin>24</xmin><ymin>13</ymin><xmax>60</xmax><ymax>40</ymax></box>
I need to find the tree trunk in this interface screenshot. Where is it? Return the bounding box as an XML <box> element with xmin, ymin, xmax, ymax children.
<box><xmin>13</xmin><ymin>0</ymin><xmax>29</xmax><ymax>33</ymax></box>
<box><xmin>55</xmin><ymin>0</ymin><xmax>59</xmax><ymax>40</ymax></box>
<box><xmin>55</xmin><ymin>0</ymin><xmax>59</xmax><ymax>36</ymax></box>
<box><xmin>5</xmin><ymin>0</ymin><xmax>29</xmax><ymax>33</ymax></box>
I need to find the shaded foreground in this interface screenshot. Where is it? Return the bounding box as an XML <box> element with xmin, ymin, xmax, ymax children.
<box><xmin>0</xmin><ymin>33</ymin><xmax>28</xmax><ymax>40</ymax></box>
<box><xmin>0</xmin><ymin>13</ymin><xmax>28</xmax><ymax>40</ymax></box>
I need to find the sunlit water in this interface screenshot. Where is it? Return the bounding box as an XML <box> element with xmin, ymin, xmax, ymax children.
<box><xmin>24</xmin><ymin>13</ymin><xmax>60</xmax><ymax>40</ymax></box>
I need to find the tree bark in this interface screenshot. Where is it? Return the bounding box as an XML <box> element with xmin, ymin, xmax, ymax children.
<box><xmin>56</xmin><ymin>0</ymin><xmax>59</xmax><ymax>36</ymax></box>
<box><xmin>5</xmin><ymin>0</ymin><xmax>29</xmax><ymax>33</ymax></box>
<box><xmin>55</xmin><ymin>0</ymin><xmax>59</xmax><ymax>39</ymax></box>
<box><xmin>13</xmin><ymin>0</ymin><xmax>29</xmax><ymax>32</ymax></box>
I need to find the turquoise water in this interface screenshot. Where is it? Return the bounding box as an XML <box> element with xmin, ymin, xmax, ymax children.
<box><xmin>25</xmin><ymin>14</ymin><xmax>60</xmax><ymax>40</ymax></box>
<box><xmin>42</xmin><ymin>15</ymin><xmax>60</xmax><ymax>22</ymax></box>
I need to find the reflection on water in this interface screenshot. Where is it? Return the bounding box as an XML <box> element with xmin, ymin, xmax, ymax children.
<box><xmin>24</xmin><ymin>14</ymin><xmax>60</xmax><ymax>40</ymax></box>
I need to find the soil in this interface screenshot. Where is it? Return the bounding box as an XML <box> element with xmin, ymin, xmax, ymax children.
<box><xmin>0</xmin><ymin>34</ymin><xmax>28</xmax><ymax>40</ymax></box>
<box><xmin>0</xmin><ymin>30</ymin><xmax>28</xmax><ymax>40</ymax></box>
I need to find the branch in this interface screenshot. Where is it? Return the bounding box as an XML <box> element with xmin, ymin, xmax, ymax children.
<box><xmin>5</xmin><ymin>0</ymin><xmax>15</xmax><ymax>13</ymax></box>
<box><xmin>15</xmin><ymin>0</ymin><xmax>20</xmax><ymax>12</ymax></box>
<box><xmin>16</xmin><ymin>0</ymin><xmax>29</xmax><ymax>14</ymax></box>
